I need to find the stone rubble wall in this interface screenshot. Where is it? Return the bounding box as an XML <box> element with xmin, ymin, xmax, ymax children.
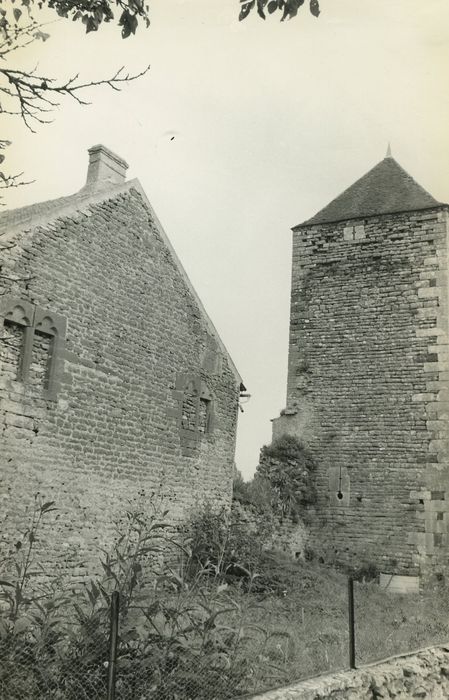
<box><xmin>232</xmin><ymin>499</ymin><xmax>308</xmax><ymax>559</ymax></box>
<box><xmin>244</xmin><ymin>644</ymin><xmax>449</xmax><ymax>699</ymax></box>
<box><xmin>0</xmin><ymin>187</ymin><xmax>240</xmax><ymax>580</ymax></box>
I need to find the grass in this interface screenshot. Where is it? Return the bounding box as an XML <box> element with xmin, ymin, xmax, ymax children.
<box><xmin>227</xmin><ymin>556</ymin><xmax>449</xmax><ymax>695</ymax></box>
<box><xmin>2</xmin><ymin>550</ymin><xmax>448</xmax><ymax>698</ymax></box>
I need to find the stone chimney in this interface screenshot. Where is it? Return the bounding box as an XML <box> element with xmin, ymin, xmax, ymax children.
<box><xmin>85</xmin><ymin>144</ymin><xmax>128</xmax><ymax>189</ymax></box>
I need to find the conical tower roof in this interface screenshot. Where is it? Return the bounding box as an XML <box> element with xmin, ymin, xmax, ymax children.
<box><xmin>294</xmin><ymin>154</ymin><xmax>443</xmax><ymax>228</ymax></box>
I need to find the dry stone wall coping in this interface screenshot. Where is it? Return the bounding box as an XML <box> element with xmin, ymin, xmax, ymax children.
<box><xmin>240</xmin><ymin>644</ymin><xmax>449</xmax><ymax>699</ymax></box>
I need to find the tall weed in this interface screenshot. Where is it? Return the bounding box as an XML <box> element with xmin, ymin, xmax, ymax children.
<box><xmin>0</xmin><ymin>495</ymin><xmax>288</xmax><ymax>699</ymax></box>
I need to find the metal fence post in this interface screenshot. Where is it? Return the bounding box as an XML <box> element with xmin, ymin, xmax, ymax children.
<box><xmin>107</xmin><ymin>590</ymin><xmax>119</xmax><ymax>700</ymax></box>
<box><xmin>348</xmin><ymin>576</ymin><xmax>356</xmax><ymax>669</ymax></box>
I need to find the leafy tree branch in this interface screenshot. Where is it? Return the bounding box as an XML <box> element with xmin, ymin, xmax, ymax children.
<box><xmin>239</xmin><ymin>0</ymin><xmax>320</xmax><ymax>22</ymax></box>
<box><xmin>0</xmin><ymin>0</ymin><xmax>150</xmax><ymax>40</ymax></box>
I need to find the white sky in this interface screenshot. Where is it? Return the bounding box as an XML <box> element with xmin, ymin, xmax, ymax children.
<box><xmin>3</xmin><ymin>0</ymin><xmax>449</xmax><ymax>479</ymax></box>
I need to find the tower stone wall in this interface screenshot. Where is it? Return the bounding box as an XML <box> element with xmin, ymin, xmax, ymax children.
<box><xmin>274</xmin><ymin>161</ymin><xmax>449</xmax><ymax>580</ymax></box>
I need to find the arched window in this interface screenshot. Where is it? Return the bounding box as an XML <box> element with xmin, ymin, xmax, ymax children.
<box><xmin>0</xmin><ymin>296</ymin><xmax>66</xmax><ymax>400</ymax></box>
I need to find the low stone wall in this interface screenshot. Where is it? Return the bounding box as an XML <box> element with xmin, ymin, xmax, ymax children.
<box><xmin>232</xmin><ymin>500</ymin><xmax>308</xmax><ymax>559</ymax></box>
<box><xmin>242</xmin><ymin>644</ymin><xmax>449</xmax><ymax>699</ymax></box>
<box><xmin>270</xmin><ymin>518</ymin><xmax>308</xmax><ymax>559</ymax></box>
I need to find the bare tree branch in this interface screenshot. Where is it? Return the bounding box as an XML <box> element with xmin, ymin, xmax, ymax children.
<box><xmin>0</xmin><ymin>64</ymin><xmax>150</xmax><ymax>131</ymax></box>
<box><xmin>0</xmin><ymin>173</ymin><xmax>35</xmax><ymax>193</ymax></box>
<box><xmin>0</xmin><ymin>1</ymin><xmax>152</xmax><ymax>196</ymax></box>
<box><xmin>0</xmin><ymin>139</ymin><xmax>34</xmax><ymax>198</ymax></box>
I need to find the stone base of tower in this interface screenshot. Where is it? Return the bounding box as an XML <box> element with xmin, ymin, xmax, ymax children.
<box><xmin>379</xmin><ymin>573</ymin><xmax>420</xmax><ymax>593</ymax></box>
<box><xmin>271</xmin><ymin>409</ymin><xmax>449</xmax><ymax>587</ymax></box>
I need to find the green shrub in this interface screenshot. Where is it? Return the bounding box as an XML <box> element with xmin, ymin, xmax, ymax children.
<box><xmin>185</xmin><ymin>502</ymin><xmax>312</xmax><ymax>598</ymax></box>
<box><xmin>232</xmin><ymin>467</ymin><xmax>252</xmax><ymax>505</ymax></box>
<box><xmin>353</xmin><ymin>562</ymin><xmax>379</xmax><ymax>583</ymax></box>
<box><xmin>184</xmin><ymin>502</ymin><xmax>266</xmax><ymax>582</ymax></box>
<box><xmin>250</xmin><ymin>549</ymin><xmax>304</xmax><ymax>596</ymax></box>
<box><xmin>257</xmin><ymin>434</ymin><xmax>317</xmax><ymax>520</ymax></box>
<box><xmin>304</xmin><ymin>546</ymin><xmax>315</xmax><ymax>562</ymax></box>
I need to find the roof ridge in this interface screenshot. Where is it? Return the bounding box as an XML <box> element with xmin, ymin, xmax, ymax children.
<box><xmin>0</xmin><ymin>182</ymin><xmax>133</xmax><ymax>238</ymax></box>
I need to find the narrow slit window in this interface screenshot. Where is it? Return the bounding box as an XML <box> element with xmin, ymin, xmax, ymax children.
<box><xmin>198</xmin><ymin>397</ymin><xmax>211</xmax><ymax>434</ymax></box>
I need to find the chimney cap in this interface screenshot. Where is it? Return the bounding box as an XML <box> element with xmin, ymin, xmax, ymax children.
<box><xmin>85</xmin><ymin>144</ymin><xmax>129</xmax><ymax>189</ymax></box>
<box><xmin>87</xmin><ymin>144</ymin><xmax>129</xmax><ymax>169</ymax></box>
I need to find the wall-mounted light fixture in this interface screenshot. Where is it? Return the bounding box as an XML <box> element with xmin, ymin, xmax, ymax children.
<box><xmin>239</xmin><ymin>392</ymin><xmax>252</xmax><ymax>413</ymax></box>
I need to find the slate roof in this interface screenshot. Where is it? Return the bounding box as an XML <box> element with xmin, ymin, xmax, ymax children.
<box><xmin>294</xmin><ymin>155</ymin><xmax>444</xmax><ymax>228</ymax></box>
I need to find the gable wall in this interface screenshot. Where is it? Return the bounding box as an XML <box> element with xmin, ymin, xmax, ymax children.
<box><xmin>274</xmin><ymin>207</ymin><xmax>449</xmax><ymax>578</ymax></box>
<box><xmin>0</xmin><ymin>188</ymin><xmax>239</xmax><ymax>579</ymax></box>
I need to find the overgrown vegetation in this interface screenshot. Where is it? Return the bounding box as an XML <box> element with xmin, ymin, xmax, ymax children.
<box><xmin>2</xmin><ymin>493</ymin><xmax>449</xmax><ymax>699</ymax></box>
<box><xmin>184</xmin><ymin>500</ymin><xmax>297</xmax><ymax>596</ymax></box>
<box><xmin>173</xmin><ymin>501</ymin><xmax>449</xmax><ymax>684</ymax></box>
<box><xmin>234</xmin><ymin>434</ymin><xmax>317</xmax><ymax>523</ymax></box>
<box><xmin>258</xmin><ymin>434</ymin><xmax>317</xmax><ymax>519</ymax></box>
<box><xmin>184</xmin><ymin>502</ymin><xmax>266</xmax><ymax>580</ymax></box>
<box><xmin>0</xmin><ymin>495</ymin><xmax>291</xmax><ymax>698</ymax></box>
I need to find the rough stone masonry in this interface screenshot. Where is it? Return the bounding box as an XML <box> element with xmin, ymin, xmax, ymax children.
<box><xmin>272</xmin><ymin>152</ymin><xmax>449</xmax><ymax>585</ymax></box>
<box><xmin>245</xmin><ymin>644</ymin><xmax>449</xmax><ymax>700</ymax></box>
<box><xmin>0</xmin><ymin>145</ymin><xmax>243</xmax><ymax>580</ymax></box>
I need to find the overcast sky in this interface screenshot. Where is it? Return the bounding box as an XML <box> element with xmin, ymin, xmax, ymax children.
<box><xmin>3</xmin><ymin>0</ymin><xmax>449</xmax><ymax>479</ymax></box>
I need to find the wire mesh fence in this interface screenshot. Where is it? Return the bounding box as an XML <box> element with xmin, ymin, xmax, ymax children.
<box><xmin>0</xmin><ymin>609</ymin><xmax>110</xmax><ymax>699</ymax></box>
<box><xmin>4</xmin><ymin>497</ymin><xmax>449</xmax><ymax>698</ymax></box>
<box><xmin>2</xmin><ymin>575</ymin><xmax>449</xmax><ymax>699</ymax></box>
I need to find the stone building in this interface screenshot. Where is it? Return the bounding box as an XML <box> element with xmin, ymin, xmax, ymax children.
<box><xmin>273</xmin><ymin>151</ymin><xmax>449</xmax><ymax>587</ymax></box>
<box><xmin>0</xmin><ymin>145</ymin><xmax>244</xmax><ymax>577</ymax></box>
